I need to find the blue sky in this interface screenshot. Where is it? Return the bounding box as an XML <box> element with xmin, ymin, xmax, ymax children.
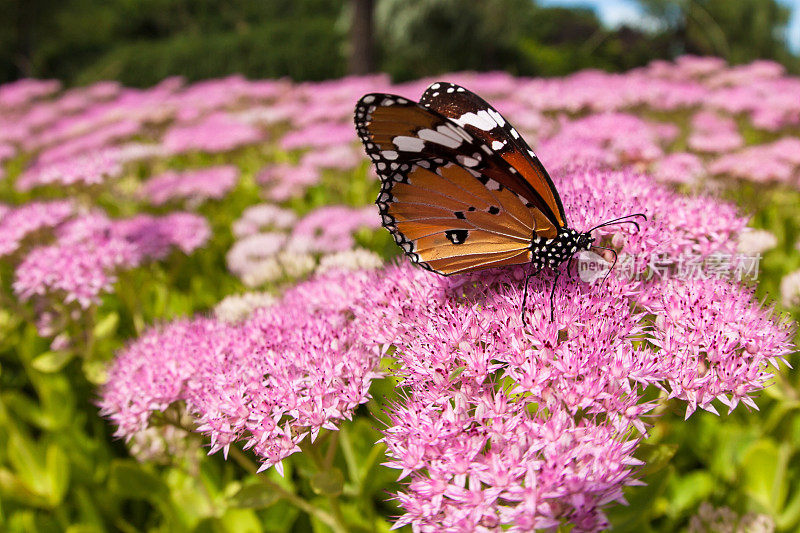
<box><xmin>540</xmin><ymin>0</ymin><xmax>800</xmax><ymax>54</ymax></box>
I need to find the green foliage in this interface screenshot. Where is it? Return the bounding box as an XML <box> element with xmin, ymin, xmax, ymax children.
<box><xmin>74</xmin><ymin>19</ymin><xmax>345</xmax><ymax>87</ymax></box>
<box><xmin>374</xmin><ymin>1</ymin><xmax>672</xmax><ymax>80</ymax></box>
<box><xmin>0</xmin><ymin>0</ymin><xmax>346</xmax><ymax>85</ymax></box>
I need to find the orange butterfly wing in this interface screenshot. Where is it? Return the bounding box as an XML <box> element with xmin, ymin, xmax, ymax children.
<box><xmin>355</xmin><ymin>94</ymin><xmax>556</xmax><ymax>275</ymax></box>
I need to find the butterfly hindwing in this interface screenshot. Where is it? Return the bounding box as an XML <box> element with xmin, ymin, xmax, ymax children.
<box><xmin>420</xmin><ymin>82</ymin><xmax>567</xmax><ymax>229</ymax></box>
<box><xmin>381</xmin><ymin>161</ymin><xmax>534</xmax><ymax>275</ymax></box>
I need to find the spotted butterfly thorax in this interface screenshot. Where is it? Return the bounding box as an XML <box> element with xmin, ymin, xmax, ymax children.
<box><xmin>354</xmin><ymin>82</ymin><xmax>643</xmax><ymax>315</ymax></box>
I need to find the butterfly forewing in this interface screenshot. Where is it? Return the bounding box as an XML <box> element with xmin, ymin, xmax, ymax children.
<box><xmin>355</xmin><ymin>94</ymin><xmax>552</xmax><ymax>274</ymax></box>
<box><xmin>420</xmin><ymin>82</ymin><xmax>566</xmax><ymax>229</ymax></box>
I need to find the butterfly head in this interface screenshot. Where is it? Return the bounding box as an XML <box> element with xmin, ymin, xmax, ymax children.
<box><xmin>576</xmin><ymin>230</ymin><xmax>596</xmax><ymax>252</ymax></box>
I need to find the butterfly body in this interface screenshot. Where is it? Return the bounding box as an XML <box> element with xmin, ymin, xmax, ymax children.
<box><xmin>530</xmin><ymin>229</ymin><xmax>595</xmax><ymax>271</ymax></box>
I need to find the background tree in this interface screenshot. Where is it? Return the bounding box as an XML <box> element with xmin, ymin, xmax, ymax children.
<box><xmin>638</xmin><ymin>0</ymin><xmax>797</xmax><ymax>69</ymax></box>
<box><xmin>0</xmin><ymin>0</ymin><xmax>796</xmax><ymax>86</ymax></box>
<box><xmin>348</xmin><ymin>0</ymin><xmax>376</xmax><ymax>75</ymax></box>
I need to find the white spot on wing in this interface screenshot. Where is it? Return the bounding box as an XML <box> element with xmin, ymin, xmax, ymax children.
<box><xmin>453</xmin><ymin>110</ymin><xmax>497</xmax><ymax>131</ymax></box>
<box><xmin>457</xmin><ymin>155</ymin><xmax>480</xmax><ymax>167</ymax></box>
<box><xmin>382</xmin><ymin>150</ymin><xmax>399</xmax><ymax>160</ymax></box>
<box><xmin>393</xmin><ymin>135</ymin><xmax>426</xmax><ymax>152</ymax></box>
<box><xmin>491</xmin><ymin>140</ymin><xmax>505</xmax><ymax>150</ymax></box>
<box><xmin>362</xmin><ymin>95</ymin><xmax>375</xmax><ymax>104</ymax></box>
<box><xmin>418</xmin><ymin>128</ymin><xmax>461</xmax><ymax>149</ymax></box>
<box><xmin>487</xmin><ymin>109</ymin><xmax>506</xmax><ymax>127</ymax></box>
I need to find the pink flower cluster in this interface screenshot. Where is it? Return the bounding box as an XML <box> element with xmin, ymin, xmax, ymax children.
<box><xmin>709</xmin><ymin>137</ymin><xmax>800</xmax><ymax>186</ymax></box>
<box><xmin>101</xmin><ymin>166</ymin><xmax>793</xmax><ymax>531</ymax></box>
<box><xmin>162</xmin><ymin>112</ymin><xmax>266</xmax><ymax>154</ymax></box>
<box><xmin>14</xmin><ymin>216</ymin><xmax>138</xmax><ymax>309</ymax></box>
<box><xmin>687</xmin><ymin>111</ymin><xmax>743</xmax><ymax>153</ymax></box>
<box><xmin>288</xmin><ymin>205</ymin><xmax>379</xmax><ymax>254</ymax></box>
<box><xmin>16</xmin><ymin>148</ymin><xmax>124</xmax><ymax>191</ymax></box>
<box><xmin>226</xmin><ymin>204</ymin><xmax>379</xmax><ymax>285</ymax></box>
<box><xmin>257</xmin><ymin>163</ymin><xmax>321</xmax><ymax>201</ymax></box>
<box><xmin>0</xmin><ymin>200</ymin><xmax>75</xmax><ymax>257</ymax></box>
<box><xmin>539</xmin><ymin>113</ymin><xmax>677</xmax><ymax>169</ymax></box>
<box><xmin>13</xmin><ymin>210</ymin><xmax>209</xmax><ymax>309</ymax></box>
<box><xmin>141</xmin><ymin>165</ymin><xmax>240</xmax><ymax>205</ymax></box>
<box><xmin>2</xmin><ymin>55</ymin><xmax>799</xmax><ymax>200</ymax></box>
<box><xmin>650</xmin><ymin>152</ymin><xmax>705</xmax><ymax>184</ymax></box>
<box><xmin>100</xmin><ymin>269</ymin><xmax>383</xmax><ymax>475</ymax></box>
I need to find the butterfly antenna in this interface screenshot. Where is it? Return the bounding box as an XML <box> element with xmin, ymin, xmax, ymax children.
<box><xmin>590</xmin><ymin>245</ymin><xmax>618</xmax><ymax>286</ymax></box>
<box><xmin>588</xmin><ymin>213</ymin><xmax>647</xmax><ymax>233</ymax></box>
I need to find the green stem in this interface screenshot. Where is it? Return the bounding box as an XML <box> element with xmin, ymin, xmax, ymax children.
<box><xmin>228</xmin><ymin>446</ymin><xmax>345</xmax><ymax>533</ymax></box>
<box><xmin>324</xmin><ymin>431</ymin><xmax>339</xmax><ymax>470</ymax></box>
<box><xmin>300</xmin><ymin>439</ymin><xmax>348</xmax><ymax>532</ymax></box>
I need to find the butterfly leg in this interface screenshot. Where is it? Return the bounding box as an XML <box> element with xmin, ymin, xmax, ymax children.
<box><xmin>549</xmin><ymin>268</ymin><xmax>561</xmax><ymax>322</ymax></box>
<box><xmin>521</xmin><ymin>263</ymin><xmax>543</xmax><ymax>324</ymax></box>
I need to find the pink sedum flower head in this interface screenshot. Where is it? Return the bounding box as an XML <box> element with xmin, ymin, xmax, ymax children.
<box><xmin>781</xmin><ymin>269</ymin><xmax>800</xmax><ymax>308</ymax></box>
<box><xmin>14</xmin><ymin>219</ymin><xmax>137</xmax><ymax>309</ymax></box>
<box><xmin>162</xmin><ymin>112</ymin><xmax>265</xmax><ymax>154</ymax></box>
<box><xmin>708</xmin><ymin>138</ymin><xmax>800</xmax><ymax>184</ymax></box>
<box><xmin>257</xmin><ymin>163</ymin><xmax>321</xmax><ymax>201</ymax></box>
<box><xmin>0</xmin><ymin>78</ymin><xmax>60</xmax><ymax>109</ymax></box>
<box><xmin>288</xmin><ymin>205</ymin><xmax>380</xmax><ymax>254</ymax></box>
<box><xmin>141</xmin><ymin>165</ymin><xmax>240</xmax><ymax>206</ymax></box>
<box><xmin>100</xmin><ymin>269</ymin><xmax>384</xmax><ymax>472</ymax></box>
<box><xmin>112</xmin><ymin>212</ymin><xmax>211</xmax><ymax>261</ymax></box>
<box><xmin>0</xmin><ymin>200</ymin><xmax>75</xmax><ymax>257</ymax></box>
<box><xmin>13</xmin><ymin>211</ymin><xmax>210</xmax><ymax>309</ymax></box>
<box><xmin>651</xmin><ymin>152</ymin><xmax>705</xmax><ymax>185</ymax></box>
<box><xmin>232</xmin><ymin>203</ymin><xmax>297</xmax><ymax>238</ymax></box>
<box><xmin>279</xmin><ymin>121</ymin><xmax>355</xmax><ymax>151</ymax></box>
<box><xmin>16</xmin><ymin>148</ymin><xmax>124</xmax><ymax>191</ymax></box>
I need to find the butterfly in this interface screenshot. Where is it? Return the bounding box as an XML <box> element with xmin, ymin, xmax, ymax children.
<box><xmin>354</xmin><ymin>82</ymin><xmax>644</xmax><ymax>320</ymax></box>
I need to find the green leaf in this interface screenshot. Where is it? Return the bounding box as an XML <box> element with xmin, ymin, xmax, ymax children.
<box><xmin>45</xmin><ymin>444</ymin><xmax>70</xmax><ymax>506</ymax></box>
<box><xmin>778</xmin><ymin>486</ymin><xmax>800</xmax><ymax>530</ymax></box>
<box><xmin>6</xmin><ymin>433</ymin><xmax>47</xmax><ymax>497</ymax></box>
<box><xmin>0</xmin><ymin>468</ymin><xmax>49</xmax><ymax>508</ymax></box>
<box><xmin>310</xmin><ymin>468</ymin><xmax>344</xmax><ymax>496</ymax></box>
<box><xmin>229</xmin><ymin>483</ymin><xmax>282</xmax><ymax>509</ymax></box>
<box><xmin>82</xmin><ymin>359</ymin><xmax>108</xmax><ymax>385</ymax></box>
<box><xmin>667</xmin><ymin>470</ymin><xmax>714</xmax><ymax>517</ymax></box>
<box><xmin>449</xmin><ymin>366</ymin><xmax>466</xmax><ymax>382</ymax></box>
<box><xmin>66</xmin><ymin>525</ymin><xmax>104</xmax><ymax>533</ymax></box>
<box><xmin>634</xmin><ymin>443</ymin><xmax>678</xmax><ymax>477</ymax></box>
<box><xmin>92</xmin><ymin>312</ymin><xmax>119</xmax><ymax>340</ymax></box>
<box><xmin>109</xmin><ymin>460</ymin><xmax>168</xmax><ymax>500</ymax></box>
<box><xmin>219</xmin><ymin>508</ymin><xmax>262</xmax><ymax>533</ymax></box>
<box><xmin>31</xmin><ymin>350</ymin><xmax>76</xmax><ymax>373</ymax></box>
<box><xmin>740</xmin><ymin>439</ymin><xmax>788</xmax><ymax>514</ymax></box>
<box><xmin>607</xmin><ymin>465</ymin><xmax>672</xmax><ymax>532</ymax></box>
